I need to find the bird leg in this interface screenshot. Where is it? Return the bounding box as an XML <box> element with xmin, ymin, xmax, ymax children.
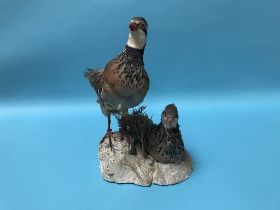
<box><xmin>100</xmin><ymin>114</ymin><xmax>113</xmax><ymax>150</ymax></box>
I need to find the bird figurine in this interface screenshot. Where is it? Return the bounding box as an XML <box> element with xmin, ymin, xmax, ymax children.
<box><xmin>146</xmin><ymin>104</ymin><xmax>186</xmax><ymax>163</ymax></box>
<box><xmin>85</xmin><ymin>17</ymin><xmax>150</xmax><ymax>149</ymax></box>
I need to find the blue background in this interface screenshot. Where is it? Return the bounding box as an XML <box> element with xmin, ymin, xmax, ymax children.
<box><xmin>0</xmin><ymin>0</ymin><xmax>280</xmax><ymax>210</ymax></box>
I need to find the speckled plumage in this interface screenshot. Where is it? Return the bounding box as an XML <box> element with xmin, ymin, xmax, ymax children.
<box><xmin>85</xmin><ymin>16</ymin><xmax>149</xmax><ymax>116</ymax></box>
<box><xmin>85</xmin><ymin>45</ymin><xmax>149</xmax><ymax>115</ymax></box>
<box><xmin>147</xmin><ymin>104</ymin><xmax>186</xmax><ymax>163</ymax></box>
<box><xmin>84</xmin><ymin>17</ymin><xmax>149</xmax><ymax>149</ymax></box>
<box><xmin>147</xmin><ymin>124</ymin><xmax>185</xmax><ymax>163</ymax></box>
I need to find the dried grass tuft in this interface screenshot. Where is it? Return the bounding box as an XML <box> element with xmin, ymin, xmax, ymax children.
<box><xmin>116</xmin><ymin>106</ymin><xmax>155</xmax><ymax>155</ymax></box>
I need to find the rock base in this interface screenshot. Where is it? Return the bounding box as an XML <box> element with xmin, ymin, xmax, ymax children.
<box><xmin>98</xmin><ymin>132</ymin><xmax>193</xmax><ymax>186</ymax></box>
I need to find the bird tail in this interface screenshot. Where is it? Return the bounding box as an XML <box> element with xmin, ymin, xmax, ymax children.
<box><xmin>84</xmin><ymin>68</ymin><xmax>104</xmax><ymax>96</ymax></box>
<box><xmin>84</xmin><ymin>68</ymin><xmax>102</xmax><ymax>79</ymax></box>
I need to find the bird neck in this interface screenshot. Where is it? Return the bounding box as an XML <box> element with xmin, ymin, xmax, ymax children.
<box><xmin>124</xmin><ymin>45</ymin><xmax>145</xmax><ymax>60</ymax></box>
<box><xmin>127</xmin><ymin>31</ymin><xmax>147</xmax><ymax>50</ymax></box>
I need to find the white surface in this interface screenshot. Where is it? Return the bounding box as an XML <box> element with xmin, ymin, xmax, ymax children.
<box><xmin>98</xmin><ymin>132</ymin><xmax>193</xmax><ymax>186</ymax></box>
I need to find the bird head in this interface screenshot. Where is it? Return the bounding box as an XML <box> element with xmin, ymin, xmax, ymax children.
<box><xmin>127</xmin><ymin>17</ymin><xmax>148</xmax><ymax>50</ymax></box>
<box><xmin>161</xmin><ymin>104</ymin><xmax>179</xmax><ymax>129</ymax></box>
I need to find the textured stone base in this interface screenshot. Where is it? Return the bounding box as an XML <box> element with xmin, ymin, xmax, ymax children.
<box><xmin>98</xmin><ymin>132</ymin><xmax>193</xmax><ymax>186</ymax></box>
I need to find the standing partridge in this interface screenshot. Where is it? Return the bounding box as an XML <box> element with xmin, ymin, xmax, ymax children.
<box><xmin>85</xmin><ymin>17</ymin><xmax>150</xmax><ymax>149</ymax></box>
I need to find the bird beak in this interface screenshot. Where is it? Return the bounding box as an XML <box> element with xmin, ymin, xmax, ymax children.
<box><xmin>129</xmin><ymin>22</ymin><xmax>137</xmax><ymax>31</ymax></box>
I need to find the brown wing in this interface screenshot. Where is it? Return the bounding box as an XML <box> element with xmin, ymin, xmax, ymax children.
<box><xmin>102</xmin><ymin>60</ymin><xmax>124</xmax><ymax>94</ymax></box>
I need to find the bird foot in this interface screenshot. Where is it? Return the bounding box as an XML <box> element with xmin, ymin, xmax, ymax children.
<box><xmin>100</xmin><ymin>129</ymin><xmax>113</xmax><ymax>151</ymax></box>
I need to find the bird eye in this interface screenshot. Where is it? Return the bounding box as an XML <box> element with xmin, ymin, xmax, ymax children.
<box><xmin>141</xmin><ymin>23</ymin><xmax>145</xmax><ymax>28</ymax></box>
